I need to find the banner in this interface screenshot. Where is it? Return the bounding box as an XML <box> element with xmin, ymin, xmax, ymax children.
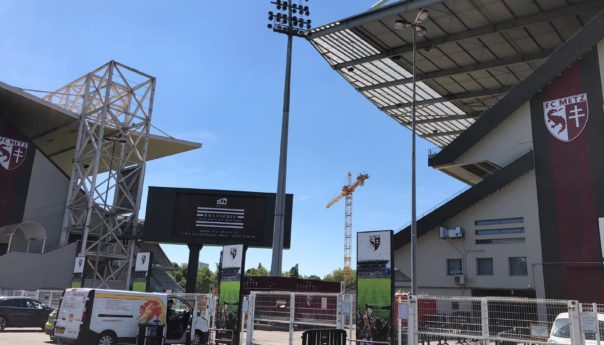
<box><xmin>217</xmin><ymin>244</ymin><xmax>246</xmax><ymax>345</ymax></box>
<box><xmin>0</xmin><ymin>117</ymin><xmax>35</xmax><ymax>227</ymax></box>
<box><xmin>356</xmin><ymin>230</ymin><xmax>394</xmax><ymax>344</ymax></box>
<box><xmin>71</xmin><ymin>256</ymin><xmax>85</xmax><ymax>288</ymax></box>
<box><xmin>132</xmin><ymin>252</ymin><xmax>152</xmax><ymax>292</ymax></box>
<box><xmin>530</xmin><ymin>49</ymin><xmax>604</xmax><ymax>302</ymax></box>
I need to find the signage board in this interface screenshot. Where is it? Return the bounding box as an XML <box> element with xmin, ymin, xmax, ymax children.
<box><xmin>143</xmin><ymin>187</ymin><xmax>292</xmax><ymax>248</ymax></box>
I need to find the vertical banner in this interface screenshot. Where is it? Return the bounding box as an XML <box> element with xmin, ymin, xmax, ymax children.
<box><xmin>217</xmin><ymin>244</ymin><xmax>246</xmax><ymax>345</ymax></box>
<box><xmin>71</xmin><ymin>256</ymin><xmax>85</xmax><ymax>288</ymax></box>
<box><xmin>356</xmin><ymin>230</ymin><xmax>394</xmax><ymax>344</ymax></box>
<box><xmin>0</xmin><ymin>117</ymin><xmax>35</xmax><ymax>227</ymax></box>
<box><xmin>132</xmin><ymin>252</ymin><xmax>152</xmax><ymax>292</ymax></box>
<box><xmin>530</xmin><ymin>49</ymin><xmax>604</xmax><ymax>302</ymax></box>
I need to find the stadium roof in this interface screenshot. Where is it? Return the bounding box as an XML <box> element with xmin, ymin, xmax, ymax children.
<box><xmin>308</xmin><ymin>0</ymin><xmax>604</xmax><ymax>148</ymax></box>
<box><xmin>0</xmin><ymin>80</ymin><xmax>201</xmax><ymax>176</ymax></box>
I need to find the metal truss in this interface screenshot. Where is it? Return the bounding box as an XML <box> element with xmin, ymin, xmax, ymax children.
<box><xmin>47</xmin><ymin>61</ymin><xmax>155</xmax><ymax>289</ymax></box>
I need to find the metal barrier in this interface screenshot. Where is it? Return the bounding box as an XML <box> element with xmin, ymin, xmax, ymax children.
<box><xmin>401</xmin><ymin>295</ymin><xmax>598</xmax><ymax>345</ymax></box>
<box><xmin>245</xmin><ymin>291</ymin><xmax>345</xmax><ymax>345</ymax></box>
<box><xmin>0</xmin><ymin>289</ymin><xmax>63</xmax><ymax>309</ymax></box>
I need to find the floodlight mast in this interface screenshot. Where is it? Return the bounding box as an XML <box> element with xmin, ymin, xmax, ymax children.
<box><xmin>267</xmin><ymin>0</ymin><xmax>312</xmax><ymax>276</ymax></box>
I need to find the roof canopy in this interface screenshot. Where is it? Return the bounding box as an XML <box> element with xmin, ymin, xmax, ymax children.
<box><xmin>309</xmin><ymin>0</ymin><xmax>603</xmax><ymax>147</ymax></box>
<box><xmin>0</xmin><ymin>80</ymin><xmax>201</xmax><ymax>176</ymax></box>
<box><xmin>0</xmin><ymin>221</ymin><xmax>46</xmax><ymax>243</ymax></box>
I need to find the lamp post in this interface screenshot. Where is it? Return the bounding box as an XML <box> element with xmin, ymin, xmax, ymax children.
<box><xmin>394</xmin><ymin>9</ymin><xmax>429</xmax><ymax>296</ymax></box>
<box><xmin>267</xmin><ymin>0</ymin><xmax>311</xmax><ymax>276</ymax></box>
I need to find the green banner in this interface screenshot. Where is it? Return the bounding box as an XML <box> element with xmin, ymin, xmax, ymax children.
<box><xmin>356</xmin><ymin>230</ymin><xmax>393</xmax><ymax>343</ymax></box>
<box><xmin>217</xmin><ymin>245</ymin><xmax>246</xmax><ymax>345</ymax></box>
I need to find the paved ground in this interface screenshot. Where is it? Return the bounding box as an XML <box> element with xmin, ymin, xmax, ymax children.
<box><xmin>0</xmin><ymin>328</ymin><xmax>53</xmax><ymax>345</ymax></box>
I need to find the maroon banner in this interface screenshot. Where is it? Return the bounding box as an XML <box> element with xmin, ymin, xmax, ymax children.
<box><xmin>0</xmin><ymin>117</ymin><xmax>35</xmax><ymax>227</ymax></box>
<box><xmin>531</xmin><ymin>49</ymin><xmax>604</xmax><ymax>302</ymax></box>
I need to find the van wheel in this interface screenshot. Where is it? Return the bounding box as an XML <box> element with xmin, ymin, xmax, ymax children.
<box><xmin>0</xmin><ymin>316</ymin><xmax>6</xmax><ymax>331</ymax></box>
<box><xmin>97</xmin><ymin>331</ymin><xmax>117</xmax><ymax>345</ymax></box>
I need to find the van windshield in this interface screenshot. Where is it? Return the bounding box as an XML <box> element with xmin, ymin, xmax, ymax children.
<box><xmin>551</xmin><ymin>318</ymin><xmax>570</xmax><ymax>338</ymax></box>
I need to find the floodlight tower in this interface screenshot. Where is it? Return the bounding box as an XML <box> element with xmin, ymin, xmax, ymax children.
<box><xmin>50</xmin><ymin>61</ymin><xmax>155</xmax><ymax>289</ymax></box>
<box><xmin>267</xmin><ymin>0</ymin><xmax>312</xmax><ymax>276</ymax></box>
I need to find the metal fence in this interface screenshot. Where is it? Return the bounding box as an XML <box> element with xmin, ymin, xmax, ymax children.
<box><xmin>244</xmin><ymin>291</ymin><xmax>345</xmax><ymax>345</ymax></box>
<box><xmin>0</xmin><ymin>289</ymin><xmax>63</xmax><ymax>309</ymax></box>
<box><xmin>402</xmin><ymin>295</ymin><xmax>604</xmax><ymax>345</ymax></box>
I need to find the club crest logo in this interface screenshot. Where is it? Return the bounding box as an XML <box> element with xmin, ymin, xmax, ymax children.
<box><xmin>140</xmin><ymin>254</ymin><xmax>147</xmax><ymax>265</ymax></box>
<box><xmin>543</xmin><ymin>93</ymin><xmax>589</xmax><ymax>142</ymax></box>
<box><xmin>230</xmin><ymin>247</ymin><xmax>237</xmax><ymax>260</ymax></box>
<box><xmin>216</xmin><ymin>197</ymin><xmax>228</xmax><ymax>207</ymax></box>
<box><xmin>0</xmin><ymin>136</ymin><xmax>29</xmax><ymax>171</ymax></box>
<box><xmin>369</xmin><ymin>235</ymin><xmax>381</xmax><ymax>251</ymax></box>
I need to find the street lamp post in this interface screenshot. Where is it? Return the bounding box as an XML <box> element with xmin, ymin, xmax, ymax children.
<box><xmin>267</xmin><ymin>0</ymin><xmax>311</xmax><ymax>276</ymax></box>
<box><xmin>394</xmin><ymin>9</ymin><xmax>429</xmax><ymax>296</ymax></box>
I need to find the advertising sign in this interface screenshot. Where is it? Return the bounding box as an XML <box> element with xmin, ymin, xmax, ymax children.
<box><xmin>71</xmin><ymin>256</ymin><xmax>85</xmax><ymax>288</ymax></box>
<box><xmin>0</xmin><ymin>117</ymin><xmax>35</xmax><ymax>227</ymax></box>
<box><xmin>143</xmin><ymin>187</ymin><xmax>293</xmax><ymax>248</ymax></box>
<box><xmin>132</xmin><ymin>252</ymin><xmax>152</xmax><ymax>292</ymax></box>
<box><xmin>530</xmin><ymin>49</ymin><xmax>604</xmax><ymax>301</ymax></box>
<box><xmin>356</xmin><ymin>230</ymin><xmax>394</xmax><ymax>344</ymax></box>
<box><xmin>217</xmin><ymin>244</ymin><xmax>246</xmax><ymax>345</ymax></box>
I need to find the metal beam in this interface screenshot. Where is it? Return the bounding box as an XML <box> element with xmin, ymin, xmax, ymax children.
<box><xmin>381</xmin><ymin>87</ymin><xmax>510</xmax><ymax>111</ymax></box>
<box><xmin>359</xmin><ymin>50</ymin><xmax>552</xmax><ymax>92</ymax></box>
<box><xmin>415</xmin><ymin>114</ymin><xmax>478</xmax><ymax>125</ymax></box>
<box><xmin>429</xmin><ymin>7</ymin><xmax>604</xmax><ymax>167</ymax></box>
<box><xmin>332</xmin><ymin>0</ymin><xmax>604</xmax><ymax>70</ymax></box>
<box><xmin>309</xmin><ymin>0</ymin><xmax>444</xmax><ymax>39</ymax></box>
<box><xmin>422</xmin><ymin>130</ymin><xmax>464</xmax><ymax>138</ymax></box>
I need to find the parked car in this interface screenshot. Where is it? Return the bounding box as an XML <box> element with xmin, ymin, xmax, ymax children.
<box><xmin>0</xmin><ymin>296</ymin><xmax>55</xmax><ymax>331</ymax></box>
<box><xmin>548</xmin><ymin>312</ymin><xmax>604</xmax><ymax>344</ymax></box>
<box><xmin>44</xmin><ymin>309</ymin><xmax>57</xmax><ymax>340</ymax></box>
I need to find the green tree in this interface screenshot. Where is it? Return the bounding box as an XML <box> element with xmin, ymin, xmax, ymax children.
<box><xmin>289</xmin><ymin>264</ymin><xmax>299</xmax><ymax>278</ymax></box>
<box><xmin>196</xmin><ymin>265</ymin><xmax>217</xmax><ymax>293</ymax></box>
<box><xmin>245</xmin><ymin>263</ymin><xmax>269</xmax><ymax>277</ymax></box>
<box><xmin>323</xmin><ymin>268</ymin><xmax>356</xmax><ymax>283</ymax></box>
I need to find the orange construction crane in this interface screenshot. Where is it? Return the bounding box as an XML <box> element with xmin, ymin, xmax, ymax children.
<box><xmin>326</xmin><ymin>172</ymin><xmax>369</xmax><ymax>283</ymax></box>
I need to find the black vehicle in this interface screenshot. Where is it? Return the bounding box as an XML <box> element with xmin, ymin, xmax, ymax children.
<box><xmin>0</xmin><ymin>296</ymin><xmax>54</xmax><ymax>331</ymax></box>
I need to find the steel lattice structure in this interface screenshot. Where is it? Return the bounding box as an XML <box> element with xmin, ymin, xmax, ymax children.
<box><xmin>47</xmin><ymin>61</ymin><xmax>155</xmax><ymax>289</ymax></box>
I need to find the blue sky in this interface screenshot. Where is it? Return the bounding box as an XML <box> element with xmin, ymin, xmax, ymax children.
<box><xmin>0</xmin><ymin>1</ymin><xmax>466</xmax><ymax>277</ymax></box>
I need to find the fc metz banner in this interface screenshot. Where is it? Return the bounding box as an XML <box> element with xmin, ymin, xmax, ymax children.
<box><xmin>0</xmin><ymin>117</ymin><xmax>35</xmax><ymax>227</ymax></box>
<box><xmin>132</xmin><ymin>252</ymin><xmax>152</xmax><ymax>292</ymax></box>
<box><xmin>530</xmin><ymin>49</ymin><xmax>604</xmax><ymax>302</ymax></box>
<box><xmin>217</xmin><ymin>244</ymin><xmax>246</xmax><ymax>345</ymax></box>
<box><xmin>356</xmin><ymin>230</ymin><xmax>394</xmax><ymax>344</ymax></box>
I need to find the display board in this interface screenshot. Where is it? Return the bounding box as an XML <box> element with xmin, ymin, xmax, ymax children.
<box><xmin>143</xmin><ymin>187</ymin><xmax>292</xmax><ymax>248</ymax></box>
<box><xmin>217</xmin><ymin>244</ymin><xmax>246</xmax><ymax>345</ymax></box>
<box><xmin>132</xmin><ymin>252</ymin><xmax>152</xmax><ymax>292</ymax></box>
<box><xmin>356</xmin><ymin>230</ymin><xmax>394</xmax><ymax>344</ymax></box>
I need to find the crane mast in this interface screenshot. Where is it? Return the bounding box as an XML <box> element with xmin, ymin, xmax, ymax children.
<box><xmin>326</xmin><ymin>172</ymin><xmax>369</xmax><ymax>283</ymax></box>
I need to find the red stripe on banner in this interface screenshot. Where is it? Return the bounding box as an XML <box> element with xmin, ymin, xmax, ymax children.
<box><xmin>544</xmin><ymin>63</ymin><xmax>603</xmax><ymax>302</ymax></box>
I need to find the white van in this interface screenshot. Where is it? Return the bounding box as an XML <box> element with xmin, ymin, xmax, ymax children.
<box><xmin>548</xmin><ymin>312</ymin><xmax>604</xmax><ymax>344</ymax></box>
<box><xmin>53</xmin><ymin>288</ymin><xmax>209</xmax><ymax>345</ymax></box>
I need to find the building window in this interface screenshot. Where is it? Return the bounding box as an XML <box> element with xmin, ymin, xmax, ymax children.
<box><xmin>509</xmin><ymin>257</ymin><xmax>528</xmax><ymax>276</ymax></box>
<box><xmin>475</xmin><ymin>227</ymin><xmax>525</xmax><ymax>235</ymax></box>
<box><xmin>447</xmin><ymin>259</ymin><xmax>462</xmax><ymax>275</ymax></box>
<box><xmin>476</xmin><ymin>258</ymin><xmax>493</xmax><ymax>276</ymax></box>
<box><xmin>476</xmin><ymin>238</ymin><xmax>525</xmax><ymax>245</ymax></box>
<box><xmin>475</xmin><ymin>217</ymin><xmax>524</xmax><ymax>226</ymax></box>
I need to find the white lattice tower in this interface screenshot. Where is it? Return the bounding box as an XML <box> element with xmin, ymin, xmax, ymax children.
<box><xmin>48</xmin><ymin>61</ymin><xmax>155</xmax><ymax>289</ymax></box>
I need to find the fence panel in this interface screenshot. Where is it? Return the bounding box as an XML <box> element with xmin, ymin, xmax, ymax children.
<box><xmin>410</xmin><ymin>296</ymin><xmax>575</xmax><ymax>345</ymax></box>
<box><xmin>579</xmin><ymin>302</ymin><xmax>604</xmax><ymax>345</ymax></box>
<box><xmin>245</xmin><ymin>292</ymin><xmax>344</xmax><ymax>345</ymax></box>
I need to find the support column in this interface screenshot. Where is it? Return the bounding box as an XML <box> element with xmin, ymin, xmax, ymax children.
<box><xmin>186</xmin><ymin>244</ymin><xmax>203</xmax><ymax>293</ymax></box>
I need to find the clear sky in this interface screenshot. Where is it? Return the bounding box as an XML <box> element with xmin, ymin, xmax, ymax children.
<box><xmin>0</xmin><ymin>1</ymin><xmax>466</xmax><ymax>278</ymax></box>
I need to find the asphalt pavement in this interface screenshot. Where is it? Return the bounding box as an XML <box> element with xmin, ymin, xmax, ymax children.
<box><xmin>0</xmin><ymin>328</ymin><xmax>53</xmax><ymax>345</ymax></box>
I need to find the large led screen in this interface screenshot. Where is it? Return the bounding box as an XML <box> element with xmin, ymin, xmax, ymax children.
<box><xmin>143</xmin><ymin>187</ymin><xmax>292</xmax><ymax>248</ymax></box>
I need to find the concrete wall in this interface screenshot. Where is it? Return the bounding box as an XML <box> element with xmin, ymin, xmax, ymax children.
<box><xmin>455</xmin><ymin>102</ymin><xmax>533</xmax><ymax>167</ymax></box>
<box><xmin>0</xmin><ymin>241</ymin><xmax>77</xmax><ymax>290</ymax></box>
<box><xmin>21</xmin><ymin>150</ymin><xmax>69</xmax><ymax>251</ymax></box>
<box><xmin>394</xmin><ymin>170</ymin><xmax>545</xmax><ymax>297</ymax></box>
